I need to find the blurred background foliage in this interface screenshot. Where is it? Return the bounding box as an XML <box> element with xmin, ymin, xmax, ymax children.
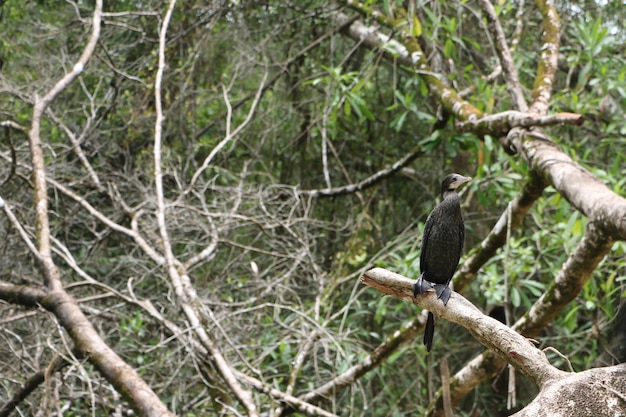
<box><xmin>0</xmin><ymin>0</ymin><xmax>624</xmax><ymax>416</ymax></box>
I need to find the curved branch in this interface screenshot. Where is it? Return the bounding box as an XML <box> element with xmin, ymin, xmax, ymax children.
<box><xmin>297</xmin><ymin>144</ymin><xmax>424</xmax><ymax>198</ymax></box>
<box><xmin>13</xmin><ymin>2</ymin><xmax>177</xmax><ymax>416</ymax></box>
<box><xmin>361</xmin><ymin>268</ymin><xmax>568</xmax><ymax>386</ymax></box>
<box><xmin>433</xmin><ymin>221</ymin><xmax>614</xmax><ymax>415</ymax></box>
<box><xmin>152</xmin><ymin>2</ymin><xmax>258</xmax><ymax>415</ymax></box>
<box><xmin>518</xmin><ymin>135</ymin><xmax>626</xmax><ymax>240</ymax></box>
<box><xmin>332</xmin><ymin>9</ymin><xmax>483</xmax><ymax>121</ymax></box>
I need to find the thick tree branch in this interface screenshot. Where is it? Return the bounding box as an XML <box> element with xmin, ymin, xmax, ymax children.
<box><xmin>433</xmin><ymin>221</ymin><xmax>614</xmax><ymax>415</ymax></box>
<box><xmin>361</xmin><ymin>268</ymin><xmax>568</xmax><ymax>386</ymax></box>
<box><xmin>456</xmin><ymin>111</ymin><xmax>583</xmax><ymax>136</ymax></box>
<box><xmin>518</xmin><ymin>136</ymin><xmax>626</xmax><ymax>240</ymax></box>
<box><xmin>0</xmin><ymin>281</ymin><xmax>46</xmax><ymax>307</ymax></box>
<box><xmin>363</xmin><ymin>268</ymin><xmax>626</xmax><ymax>417</ymax></box>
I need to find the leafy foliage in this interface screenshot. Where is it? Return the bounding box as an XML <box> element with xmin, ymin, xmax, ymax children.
<box><xmin>0</xmin><ymin>0</ymin><xmax>624</xmax><ymax>416</ymax></box>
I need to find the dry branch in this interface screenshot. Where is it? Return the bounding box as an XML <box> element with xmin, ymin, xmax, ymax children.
<box><xmin>10</xmin><ymin>1</ymin><xmax>177</xmax><ymax>415</ymax></box>
<box><xmin>437</xmin><ymin>221</ymin><xmax>615</xmax><ymax>415</ymax></box>
<box><xmin>152</xmin><ymin>2</ymin><xmax>258</xmax><ymax>415</ymax></box>
<box><xmin>361</xmin><ymin>268</ymin><xmax>568</xmax><ymax>386</ymax></box>
<box><xmin>517</xmin><ymin>136</ymin><xmax>626</xmax><ymax>240</ymax></box>
<box><xmin>362</xmin><ymin>268</ymin><xmax>626</xmax><ymax>417</ymax></box>
<box><xmin>297</xmin><ymin>144</ymin><xmax>424</xmax><ymax>198</ymax></box>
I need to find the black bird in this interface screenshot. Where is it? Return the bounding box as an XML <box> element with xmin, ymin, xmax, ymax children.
<box><xmin>414</xmin><ymin>173</ymin><xmax>471</xmax><ymax>351</ymax></box>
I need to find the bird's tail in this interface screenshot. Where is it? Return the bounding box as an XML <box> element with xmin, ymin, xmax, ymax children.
<box><xmin>424</xmin><ymin>312</ymin><xmax>435</xmax><ymax>352</ymax></box>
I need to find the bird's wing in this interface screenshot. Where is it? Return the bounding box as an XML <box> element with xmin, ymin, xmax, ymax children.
<box><xmin>459</xmin><ymin>220</ymin><xmax>465</xmax><ymax>253</ymax></box>
<box><xmin>420</xmin><ymin>210</ymin><xmax>436</xmax><ymax>273</ymax></box>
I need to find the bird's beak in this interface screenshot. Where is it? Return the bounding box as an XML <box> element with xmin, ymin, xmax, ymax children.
<box><xmin>459</xmin><ymin>175</ymin><xmax>472</xmax><ymax>184</ymax></box>
<box><xmin>451</xmin><ymin>175</ymin><xmax>471</xmax><ymax>188</ymax></box>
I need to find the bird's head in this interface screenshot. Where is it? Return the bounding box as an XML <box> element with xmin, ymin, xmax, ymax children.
<box><xmin>441</xmin><ymin>173</ymin><xmax>471</xmax><ymax>194</ymax></box>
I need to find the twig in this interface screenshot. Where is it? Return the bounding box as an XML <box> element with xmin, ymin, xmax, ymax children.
<box><xmin>297</xmin><ymin>144</ymin><xmax>424</xmax><ymax>197</ymax></box>
<box><xmin>0</xmin><ymin>354</ymin><xmax>69</xmax><ymax>417</ymax></box>
<box><xmin>297</xmin><ymin>312</ymin><xmax>428</xmax><ymax>406</ymax></box>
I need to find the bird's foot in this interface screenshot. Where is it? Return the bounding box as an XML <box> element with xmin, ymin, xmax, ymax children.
<box><xmin>434</xmin><ymin>284</ymin><xmax>452</xmax><ymax>306</ymax></box>
<box><xmin>413</xmin><ymin>274</ymin><xmax>434</xmax><ymax>297</ymax></box>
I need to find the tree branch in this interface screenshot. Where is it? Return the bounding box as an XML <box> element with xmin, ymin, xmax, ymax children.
<box><xmin>529</xmin><ymin>0</ymin><xmax>560</xmax><ymax>115</ymax></box>
<box><xmin>297</xmin><ymin>144</ymin><xmax>424</xmax><ymax>198</ymax></box>
<box><xmin>10</xmin><ymin>2</ymin><xmax>177</xmax><ymax>415</ymax></box>
<box><xmin>296</xmin><ymin>312</ymin><xmax>428</xmax><ymax>407</ymax></box>
<box><xmin>361</xmin><ymin>268</ymin><xmax>569</xmax><ymax>386</ymax></box>
<box><xmin>0</xmin><ymin>354</ymin><xmax>69</xmax><ymax>417</ymax></box>
<box><xmin>476</xmin><ymin>0</ymin><xmax>528</xmax><ymax>111</ymax></box>
<box><xmin>456</xmin><ymin>111</ymin><xmax>583</xmax><ymax>136</ymax></box>
<box><xmin>517</xmin><ymin>135</ymin><xmax>626</xmax><ymax>240</ymax></box>
<box><xmin>432</xmin><ymin>221</ymin><xmax>614</xmax><ymax>415</ymax></box>
<box><xmin>152</xmin><ymin>1</ymin><xmax>259</xmax><ymax>415</ymax></box>
<box><xmin>333</xmin><ymin>8</ymin><xmax>483</xmax><ymax>121</ymax></box>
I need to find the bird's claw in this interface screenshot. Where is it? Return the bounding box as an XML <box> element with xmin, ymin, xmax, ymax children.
<box><xmin>435</xmin><ymin>284</ymin><xmax>452</xmax><ymax>306</ymax></box>
<box><xmin>413</xmin><ymin>274</ymin><xmax>433</xmax><ymax>297</ymax></box>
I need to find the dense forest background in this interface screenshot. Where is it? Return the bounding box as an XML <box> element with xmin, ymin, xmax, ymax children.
<box><xmin>0</xmin><ymin>0</ymin><xmax>625</xmax><ymax>416</ymax></box>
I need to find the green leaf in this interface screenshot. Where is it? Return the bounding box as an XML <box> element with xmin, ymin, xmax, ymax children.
<box><xmin>412</xmin><ymin>15</ymin><xmax>422</xmax><ymax>37</ymax></box>
<box><xmin>511</xmin><ymin>287</ymin><xmax>521</xmax><ymax>307</ymax></box>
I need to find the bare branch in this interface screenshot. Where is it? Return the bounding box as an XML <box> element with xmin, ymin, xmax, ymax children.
<box><xmin>297</xmin><ymin>312</ymin><xmax>427</xmax><ymax>406</ymax></box>
<box><xmin>436</xmin><ymin>221</ymin><xmax>614</xmax><ymax>414</ymax></box>
<box><xmin>476</xmin><ymin>0</ymin><xmax>527</xmax><ymax>111</ymax></box>
<box><xmin>297</xmin><ymin>144</ymin><xmax>424</xmax><ymax>197</ymax></box>
<box><xmin>152</xmin><ymin>1</ymin><xmax>259</xmax><ymax>415</ymax></box>
<box><xmin>187</xmin><ymin>71</ymin><xmax>268</xmax><ymax>193</ymax></box>
<box><xmin>517</xmin><ymin>134</ymin><xmax>626</xmax><ymax>240</ymax></box>
<box><xmin>361</xmin><ymin>268</ymin><xmax>569</xmax><ymax>386</ymax></box>
<box><xmin>235</xmin><ymin>370</ymin><xmax>341</xmax><ymax>417</ymax></box>
<box><xmin>1</xmin><ymin>201</ymin><xmax>42</xmax><ymax>262</ymax></box>
<box><xmin>0</xmin><ymin>354</ymin><xmax>68</xmax><ymax>417</ymax></box>
<box><xmin>27</xmin><ymin>0</ymin><xmax>103</xmax><ymax>291</ymax></box>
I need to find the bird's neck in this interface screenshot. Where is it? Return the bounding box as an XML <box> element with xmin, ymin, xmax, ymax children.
<box><xmin>442</xmin><ymin>190</ymin><xmax>458</xmax><ymax>200</ymax></box>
